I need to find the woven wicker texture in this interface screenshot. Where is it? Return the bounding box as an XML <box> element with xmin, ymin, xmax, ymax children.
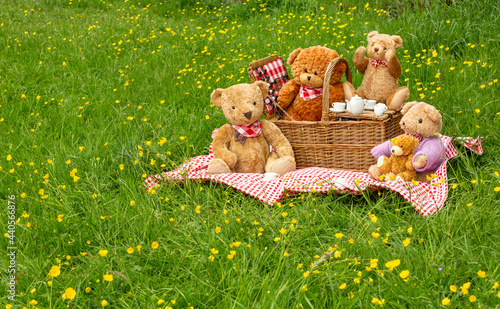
<box><xmin>248</xmin><ymin>55</ymin><xmax>404</xmax><ymax>172</ymax></box>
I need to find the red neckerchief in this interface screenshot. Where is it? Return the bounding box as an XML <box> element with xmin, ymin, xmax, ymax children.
<box><xmin>233</xmin><ymin>121</ymin><xmax>262</xmax><ymax>145</ymax></box>
<box><xmin>370</xmin><ymin>59</ymin><xmax>387</xmax><ymax>68</ymax></box>
<box><xmin>299</xmin><ymin>85</ymin><xmax>323</xmax><ymax>101</ymax></box>
<box><xmin>405</xmin><ymin>133</ymin><xmax>424</xmax><ymax>142</ymax></box>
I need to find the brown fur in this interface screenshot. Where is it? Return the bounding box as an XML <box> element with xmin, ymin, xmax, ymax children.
<box><xmin>207</xmin><ymin>82</ymin><xmax>296</xmax><ymax>175</ymax></box>
<box><xmin>368</xmin><ymin>101</ymin><xmax>444</xmax><ymax>183</ymax></box>
<box><xmin>369</xmin><ymin>134</ymin><xmax>419</xmax><ymax>182</ymax></box>
<box><xmin>353</xmin><ymin>31</ymin><xmax>409</xmax><ymax>110</ymax></box>
<box><xmin>277</xmin><ymin>46</ymin><xmax>355</xmax><ymax>121</ymax></box>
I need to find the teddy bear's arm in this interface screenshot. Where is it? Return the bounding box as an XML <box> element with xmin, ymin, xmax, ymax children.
<box><xmin>377</xmin><ymin>156</ymin><xmax>392</xmax><ymax>173</ymax></box>
<box><xmin>353</xmin><ymin>46</ymin><xmax>369</xmax><ymax>74</ymax></box>
<box><xmin>212</xmin><ymin>124</ymin><xmax>237</xmax><ymax>168</ymax></box>
<box><xmin>412</xmin><ymin>137</ymin><xmax>447</xmax><ymax>172</ymax></box>
<box><xmin>406</xmin><ymin>153</ymin><xmax>416</xmax><ymax>171</ymax></box>
<box><xmin>277</xmin><ymin>79</ymin><xmax>300</xmax><ymax>109</ymax></box>
<box><xmin>328</xmin><ymin>83</ymin><xmax>345</xmax><ymax>104</ymax></box>
<box><xmin>260</xmin><ymin>120</ymin><xmax>294</xmax><ymax>158</ymax></box>
<box><xmin>385</xmin><ymin>49</ymin><xmax>402</xmax><ymax>78</ymax></box>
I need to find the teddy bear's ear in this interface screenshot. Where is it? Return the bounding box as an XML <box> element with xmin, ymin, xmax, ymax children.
<box><xmin>210</xmin><ymin>89</ymin><xmax>224</xmax><ymax>107</ymax></box>
<box><xmin>287</xmin><ymin>48</ymin><xmax>302</xmax><ymax>66</ymax></box>
<box><xmin>254</xmin><ymin>81</ymin><xmax>269</xmax><ymax>99</ymax></box>
<box><xmin>424</xmin><ymin>104</ymin><xmax>442</xmax><ymax>125</ymax></box>
<box><xmin>401</xmin><ymin>101</ymin><xmax>419</xmax><ymax>115</ymax></box>
<box><xmin>391</xmin><ymin>35</ymin><xmax>403</xmax><ymax>49</ymax></box>
<box><xmin>367</xmin><ymin>31</ymin><xmax>379</xmax><ymax>40</ymax></box>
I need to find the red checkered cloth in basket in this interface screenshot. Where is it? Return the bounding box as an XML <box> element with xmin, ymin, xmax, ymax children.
<box><xmin>251</xmin><ymin>57</ymin><xmax>290</xmax><ymax>116</ymax></box>
<box><xmin>252</xmin><ymin>57</ymin><xmax>288</xmax><ymax>84</ymax></box>
<box><xmin>299</xmin><ymin>86</ymin><xmax>324</xmax><ymax>101</ymax></box>
<box><xmin>143</xmin><ymin>132</ymin><xmax>483</xmax><ymax>216</ymax></box>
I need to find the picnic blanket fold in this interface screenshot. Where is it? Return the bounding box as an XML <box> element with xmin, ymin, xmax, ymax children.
<box><xmin>143</xmin><ymin>135</ymin><xmax>483</xmax><ymax>216</ymax></box>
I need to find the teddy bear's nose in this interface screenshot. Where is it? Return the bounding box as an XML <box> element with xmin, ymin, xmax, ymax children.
<box><xmin>391</xmin><ymin>149</ymin><xmax>395</xmax><ymax>153</ymax></box>
<box><xmin>244</xmin><ymin>111</ymin><xmax>252</xmax><ymax>119</ymax></box>
<box><xmin>374</xmin><ymin>47</ymin><xmax>379</xmax><ymax>52</ymax></box>
<box><xmin>307</xmin><ymin>76</ymin><xmax>311</xmax><ymax>81</ymax></box>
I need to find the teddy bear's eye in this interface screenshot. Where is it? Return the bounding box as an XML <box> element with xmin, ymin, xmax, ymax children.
<box><xmin>418</xmin><ymin>119</ymin><xmax>423</xmax><ymax>123</ymax></box>
<box><xmin>253</xmin><ymin>102</ymin><xmax>256</xmax><ymax>106</ymax></box>
<box><xmin>305</xmin><ymin>68</ymin><xmax>308</xmax><ymax>73</ymax></box>
<box><xmin>384</xmin><ymin>47</ymin><xmax>386</xmax><ymax>50</ymax></box>
<box><xmin>314</xmin><ymin>71</ymin><xmax>318</xmax><ymax>75</ymax></box>
<box><xmin>232</xmin><ymin>106</ymin><xmax>236</xmax><ymax>110</ymax></box>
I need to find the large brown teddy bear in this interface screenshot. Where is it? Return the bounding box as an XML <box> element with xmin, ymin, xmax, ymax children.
<box><xmin>369</xmin><ymin>134</ymin><xmax>419</xmax><ymax>182</ymax></box>
<box><xmin>353</xmin><ymin>31</ymin><xmax>409</xmax><ymax>111</ymax></box>
<box><xmin>370</xmin><ymin>101</ymin><xmax>446</xmax><ymax>183</ymax></box>
<box><xmin>207</xmin><ymin>81</ymin><xmax>296</xmax><ymax>176</ymax></box>
<box><xmin>277</xmin><ymin>46</ymin><xmax>355</xmax><ymax>121</ymax></box>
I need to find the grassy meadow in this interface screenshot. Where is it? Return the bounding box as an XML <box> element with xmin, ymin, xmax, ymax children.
<box><xmin>1</xmin><ymin>0</ymin><xmax>499</xmax><ymax>307</ymax></box>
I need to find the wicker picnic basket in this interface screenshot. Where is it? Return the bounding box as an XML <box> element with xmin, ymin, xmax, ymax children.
<box><xmin>248</xmin><ymin>55</ymin><xmax>404</xmax><ymax>172</ymax></box>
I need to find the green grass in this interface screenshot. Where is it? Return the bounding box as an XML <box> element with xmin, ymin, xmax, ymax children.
<box><xmin>1</xmin><ymin>0</ymin><xmax>499</xmax><ymax>308</ymax></box>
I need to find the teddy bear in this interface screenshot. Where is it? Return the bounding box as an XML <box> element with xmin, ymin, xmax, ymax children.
<box><xmin>277</xmin><ymin>46</ymin><xmax>355</xmax><ymax>121</ymax></box>
<box><xmin>369</xmin><ymin>134</ymin><xmax>420</xmax><ymax>182</ymax></box>
<box><xmin>369</xmin><ymin>101</ymin><xmax>446</xmax><ymax>183</ymax></box>
<box><xmin>353</xmin><ymin>31</ymin><xmax>410</xmax><ymax>111</ymax></box>
<box><xmin>206</xmin><ymin>81</ymin><xmax>296</xmax><ymax>176</ymax></box>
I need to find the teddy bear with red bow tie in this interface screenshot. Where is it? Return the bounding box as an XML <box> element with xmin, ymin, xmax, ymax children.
<box><xmin>207</xmin><ymin>81</ymin><xmax>296</xmax><ymax>176</ymax></box>
<box><xmin>353</xmin><ymin>31</ymin><xmax>410</xmax><ymax>111</ymax></box>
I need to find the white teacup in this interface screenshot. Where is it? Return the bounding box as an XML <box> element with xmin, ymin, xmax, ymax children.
<box><xmin>374</xmin><ymin>103</ymin><xmax>388</xmax><ymax>116</ymax></box>
<box><xmin>364</xmin><ymin>100</ymin><xmax>376</xmax><ymax>109</ymax></box>
<box><xmin>331</xmin><ymin>102</ymin><xmax>346</xmax><ymax>112</ymax></box>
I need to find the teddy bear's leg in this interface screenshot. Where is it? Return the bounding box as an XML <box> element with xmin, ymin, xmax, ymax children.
<box><xmin>416</xmin><ymin>171</ymin><xmax>433</xmax><ymax>184</ymax></box>
<box><xmin>397</xmin><ymin>170</ymin><xmax>416</xmax><ymax>182</ymax></box>
<box><xmin>265</xmin><ymin>152</ymin><xmax>296</xmax><ymax>176</ymax></box>
<box><xmin>355</xmin><ymin>87</ymin><xmax>367</xmax><ymax>99</ymax></box>
<box><xmin>386</xmin><ymin>86</ymin><xmax>409</xmax><ymax>111</ymax></box>
<box><xmin>207</xmin><ymin>158</ymin><xmax>232</xmax><ymax>174</ymax></box>
<box><xmin>368</xmin><ymin>164</ymin><xmax>386</xmax><ymax>181</ymax></box>
<box><xmin>342</xmin><ymin>81</ymin><xmax>356</xmax><ymax>101</ymax></box>
<box><xmin>385</xmin><ymin>173</ymin><xmax>398</xmax><ymax>181</ymax></box>
<box><xmin>283</xmin><ymin>105</ymin><xmax>302</xmax><ymax>121</ymax></box>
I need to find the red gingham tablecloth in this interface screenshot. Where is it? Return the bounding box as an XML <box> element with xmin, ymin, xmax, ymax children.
<box><xmin>143</xmin><ymin>133</ymin><xmax>483</xmax><ymax>216</ymax></box>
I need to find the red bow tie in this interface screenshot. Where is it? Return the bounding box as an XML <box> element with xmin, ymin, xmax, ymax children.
<box><xmin>370</xmin><ymin>59</ymin><xmax>387</xmax><ymax>67</ymax></box>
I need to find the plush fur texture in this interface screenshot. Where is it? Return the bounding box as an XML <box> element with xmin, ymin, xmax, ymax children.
<box><xmin>369</xmin><ymin>101</ymin><xmax>445</xmax><ymax>183</ymax></box>
<box><xmin>207</xmin><ymin>82</ymin><xmax>296</xmax><ymax>176</ymax></box>
<box><xmin>353</xmin><ymin>31</ymin><xmax>409</xmax><ymax>111</ymax></box>
<box><xmin>277</xmin><ymin>46</ymin><xmax>355</xmax><ymax>121</ymax></box>
<box><xmin>369</xmin><ymin>134</ymin><xmax>419</xmax><ymax>182</ymax></box>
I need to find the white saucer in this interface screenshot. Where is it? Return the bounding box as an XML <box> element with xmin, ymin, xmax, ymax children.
<box><xmin>329</xmin><ymin>108</ymin><xmax>345</xmax><ymax>113</ymax></box>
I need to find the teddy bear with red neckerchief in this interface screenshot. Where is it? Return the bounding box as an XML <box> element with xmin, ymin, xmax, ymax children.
<box><xmin>207</xmin><ymin>81</ymin><xmax>296</xmax><ymax>176</ymax></box>
<box><xmin>353</xmin><ymin>31</ymin><xmax>409</xmax><ymax>111</ymax></box>
<box><xmin>277</xmin><ymin>46</ymin><xmax>355</xmax><ymax>121</ymax></box>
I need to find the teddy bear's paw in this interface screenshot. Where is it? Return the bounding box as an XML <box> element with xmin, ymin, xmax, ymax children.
<box><xmin>267</xmin><ymin>156</ymin><xmax>296</xmax><ymax>176</ymax></box>
<box><xmin>413</xmin><ymin>154</ymin><xmax>427</xmax><ymax>169</ymax></box>
<box><xmin>206</xmin><ymin>158</ymin><xmax>231</xmax><ymax>175</ymax></box>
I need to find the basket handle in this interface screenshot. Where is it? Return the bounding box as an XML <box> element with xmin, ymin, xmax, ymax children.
<box><xmin>321</xmin><ymin>57</ymin><xmax>352</xmax><ymax>122</ymax></box>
